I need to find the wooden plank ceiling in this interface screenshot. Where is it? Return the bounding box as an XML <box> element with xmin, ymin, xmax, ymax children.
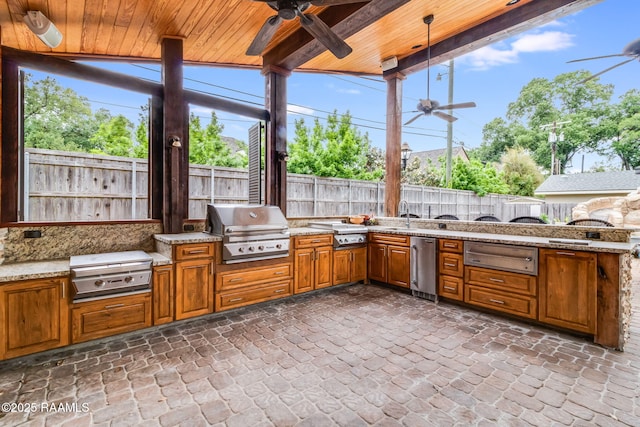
<box><xmin>0</xmin><ymin>0</ymin><xmax>596</xmax><ymax>76</ymax></box>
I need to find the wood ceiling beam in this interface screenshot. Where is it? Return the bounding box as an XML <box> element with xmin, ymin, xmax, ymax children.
<box><xmin>387</xmin><ymin>0</ymin><xmax>604</xmax><ymax>77</ymax></box>
<box><xmin>264</xmin><ymin>0</ymin><xmax>411</xmax><ymax>71</ymax></box>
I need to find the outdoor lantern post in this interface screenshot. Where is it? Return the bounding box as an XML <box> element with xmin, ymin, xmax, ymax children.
<box><xmin>401</xmin><ymin>142</ymin><xmax>412</xmax><ymax>170</ymax></box>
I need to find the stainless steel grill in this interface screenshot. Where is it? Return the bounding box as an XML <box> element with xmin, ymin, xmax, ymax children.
<box><xmin>308</xmin><ymin>221</ymin><xmax>367</xmax><ymax>249</ymax></box>
<box><xmin>70</xmin><ymin>250</ymin><xmax>153</xmax><ymax>301</ymax></box>
<box><xmin>205</xmin><ymin>204</ymin><xmax>290</xmax><ymax>263</ymax></box>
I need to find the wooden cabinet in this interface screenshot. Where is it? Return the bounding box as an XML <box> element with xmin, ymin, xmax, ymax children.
<box><xmin>438</xmin><ymin>239</ymin><xmax>464</xmax><ymax>300</ymax></box>
<box><xmin>293</xmin><ymin>235</ymin><xmax>333</xmax><ymax>293</ymax></box>
<box><xmin>464</xmin><ymin>266</ymin><xmax>537</xmax><ymax>319</ymax></box>
<box><xmin>215</xmin><ymin>263</ymin><xmax>292</xmax><ymax>311</ymax></box>
<box><xmin>333</xmin><ymin>246</ymin><xmax>367</xmax><ymax>285</ymax></box>
<box><xmin>539</xmin><ymin>249</ymin><xmax>597</xmax><ymax>334</ymax></box>
<box><xmin>174</xmin><ymin>243</ymin><xmax>214</xmax><ymax>320</ymax></box>
<box><xmin>368</xmin><ymin>233</ymin><xmax>410</xmax><ymax>288</ymax></box>
<box><xmin>71</xmin><ymin>292</ymin><xmax>151</xmax><ymax>343</ymax></box>
<box><xmin>153</xmin><ymin>265</ymin><xmax>174</xmax><ymax>325</ymax></box>
<box><xmin>0</xmin><ymin>277</ymin><xmax>70</xmax><ymax>360</ymax></box>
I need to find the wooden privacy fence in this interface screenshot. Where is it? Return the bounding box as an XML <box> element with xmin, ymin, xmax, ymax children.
<box><xmin>24</xmin><ymin>149</ymin><xmax>574</xmax><ymax>222</ymax></box>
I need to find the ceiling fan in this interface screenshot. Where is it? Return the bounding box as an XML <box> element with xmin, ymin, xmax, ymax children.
<box><xmin>404</xmin><ymin>15</ymin><xmax>476</xmax><ymax>125</ymax></box>
<box><xmin>246</xmin><ymin>0</ymin><xmax>370</xmax><ymax>59</ymax></box>
<box><xmin>568</xmin><ymin>37</ymin><xmax>640</xmax><ymax>83</ymax></box>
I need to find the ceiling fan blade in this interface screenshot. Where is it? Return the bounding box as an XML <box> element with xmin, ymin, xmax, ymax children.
<box><xmin>299</xmin><ymin>13</ymin><xmax>352</xmax><ymax>59</ymax></box>
<box><xmin>433</xmin><ymin>111</ymin><xmax>458</xmax><ymax>123</ymax></box>
<box><xmin>436</xmin><ymin>102</ymin><xmax>476</xmax><ymax>110</ymax></box>
<box><xmin>404</xmin><ymin>114</ymin><xmax>423</xmax><ymax>126</ymax></box>
<box><xmin>246</xmin><ymin>15</ymin><xmax>283</xmax><ymax>56</ymax></box>
<box><xmin>567</xmin><ymin>53</ymin><xmax>626</xmax><ymax>63</ymax></box>
<box><xmin>310</xmin><ymin>0</ymin><xmax>371</xmax><ymax>5</ymax></box>
<box><xmin>579</xmin><ymin>58</ymin><xmax>635</xmax><ymax>83</ymax></box>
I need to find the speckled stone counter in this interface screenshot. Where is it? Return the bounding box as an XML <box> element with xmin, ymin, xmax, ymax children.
<box><xmin>0</xmin><ymin>260</ymin><xmax>70</xmax><ymax>283</ymax></box>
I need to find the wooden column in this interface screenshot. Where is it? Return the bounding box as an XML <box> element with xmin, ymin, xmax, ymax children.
<box><xmin>161</xmin><ymin>37</ymin><xmax>186</xmax><ymax>233</ymax></box>
<box><xmin>1</xmin><ymin>46</ymin><xmax>20</xmax><ymax>223</ymax></box>
<box><xmin>263</xmin><ymin>65</ymin><xmax>290</xmax><ymax>214</ymax></box>
<box><xmin>384</xmin><ymin>72</ymin><xmax>405</xmax><ymax>217</ymax></box>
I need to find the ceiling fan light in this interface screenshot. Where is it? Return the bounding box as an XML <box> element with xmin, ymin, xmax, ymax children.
<box><xmin>24</xmin><ymin>11</ymin><xmax>62</xmax><ymax>48</ymax></box>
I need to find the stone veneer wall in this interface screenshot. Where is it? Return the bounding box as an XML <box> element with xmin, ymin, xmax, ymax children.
<box><xmin>620</xmin><ymin>253</ymin><xmax>632</xmax><ymax>347</ymax></box>
<box><xmin>1</xmin><ymin>223</ymin><xmax>163</xmax><ymax>264</ymax></box>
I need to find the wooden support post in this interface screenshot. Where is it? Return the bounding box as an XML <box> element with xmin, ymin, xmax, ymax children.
<box><xmin>161</xmin><ymin>37</ymin><xmax>186</xmax><ymax>233</ymax></box>
<box><xmin>1</xmin><ymin>45</ymin><xmax>20</xmax><ymax>223</ymax></box>
<box><xmin>384</xmin><ymin>72</ymin><xmax>405</xmax><ymax>218</ymax></box>
<box><xmin>263</xmin><ymin>65</ymin><xmax>290</xmax><ymax>215</ymax></box>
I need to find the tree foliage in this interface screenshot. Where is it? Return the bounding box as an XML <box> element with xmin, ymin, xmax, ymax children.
<box><xmin>402</xmin><ymin>157</ymin><xmax>442</xmax><ymax>187</ymax></box>
<box><xmin>287</xmin><ymin>111</ymin><xmax>384</xmax><ymax>180</ymax></box>
<box><xmin>188</xmin><ymin>112</ymin><xmax>247</xmax><ymax>167</ymax></box>
<box><xmin>450</xmin><ymin>157</ymin><xmax>509</xmax><ymax>197</ymax></box>
<box><xmin>90</xmin><ymin>114</ymin><xmax>137</xmax><ymax>157</ymax></box>
<box><xmin>499</xmin><ymin>147</ymin><xmax>544</xmax><ymax>196</ymax></box>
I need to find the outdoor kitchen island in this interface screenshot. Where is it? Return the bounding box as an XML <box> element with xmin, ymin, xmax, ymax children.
<box><xmin>0</xmin><ymin>220</ymin><xmax>635</xmax><ymax>361</ymax></box>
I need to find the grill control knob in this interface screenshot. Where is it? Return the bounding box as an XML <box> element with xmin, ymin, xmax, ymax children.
<box><xmin>249</xmin><ymin>246</ymin><xmax>255</xmax><ymax>252</ymax></box>
<box><xmin>258</xmin><ymin>245</ymin><xmax>264</xmax><ymax>251</ymax></box>
<box><xmin>125</xmin><ymin>276</ymin><xmax>133</xmax><ymax>283</ymax></box>
<box><xmin>238</xmin><ymin>247</ymin><xmax>245</xmax><ymax>253</ymax></box>
<box><xmin>95</xmin><ymin>279</ymin><xmax>105</xmax><ymax>288</ymax></box>
<box><xmin>358</xmin><ymin>236</ymin><xmax>365</xmax><ymax>243</ymax></box>
<box><xmin>276</xmin><ymin>243</ymin><xmax>282</xmax><ymax>249</ymax></box>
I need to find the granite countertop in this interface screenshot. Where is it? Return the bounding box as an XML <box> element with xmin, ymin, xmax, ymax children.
<box><xmin>289</xmin><ymin>227</ymin><xmax>334</xmax><ymax>236</ymax></box>
<box><xmin>154</xmin><ymin>232</ymin><xmax>222</xmax><ymax>244</ymax></box>
<box><xmin>367</xmin><ymin>226</ymin><xmax>637</xmax><ymax>254</ymax></box>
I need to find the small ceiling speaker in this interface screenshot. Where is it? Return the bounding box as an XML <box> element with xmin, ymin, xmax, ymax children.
<box><xmin>24</xmin><ymin>11</ymin><xmax>63</xmax><ymax>48</ymax></box>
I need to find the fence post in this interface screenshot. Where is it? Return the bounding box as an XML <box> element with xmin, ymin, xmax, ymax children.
<box><xmin>348</xmin><ymin>180</ymin><xmax>352</xmax><ymax>215</ymax></box>
<box><xmin>210</xmin><ymin>167</ymin><xmax>215</xmax><ymax>204</ymax></box>
<box><xmin>131</xmin><ymin>159</ymin><xmax>137</xmax><ymax>219</ymax></box>
<box><xmin>23</xmin><ymin>151</ymin><xmax>30</xmax><ymax>221</ymax></box>
<box><xmin>313</xmin><ymin>177</ymin><xmax>318</xmax><ymax>217</ymax></box>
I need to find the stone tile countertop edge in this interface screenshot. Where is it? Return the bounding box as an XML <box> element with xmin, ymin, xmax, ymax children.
<box><xmin>367</xmin><ymin>226</ymin><xmax>636</xmax><ymax>254</ymax></box>
<box><xmin>0</xmin><ymin>252</ymin><xmax>171</xmax><ymax>283</ymax></box>
<box><xmin>154</xmin><ymin>228</ymin><xmax>333</xmax><ymax>244</ymax></box>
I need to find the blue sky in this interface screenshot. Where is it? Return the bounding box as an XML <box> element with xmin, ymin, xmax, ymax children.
<box><xmin>31</xmin><ymin>0</ymin><xmax>638</xmax><ymax>171</ymax></box>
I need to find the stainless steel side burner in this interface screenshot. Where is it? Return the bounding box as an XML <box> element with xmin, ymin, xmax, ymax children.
<box><xmin>308</xmin><ymin>221</ymin><xmax>368</xmax><ymax>249</ymax></box>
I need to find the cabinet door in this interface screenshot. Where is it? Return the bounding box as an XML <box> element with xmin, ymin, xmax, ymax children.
<box><xmin>153</xmin><ymin>265</ymin><xmax>174</xmax><ymax>325</ymax></box>
<box><xmin>175</xmin><ymin>259</ymin><xmax>213</xmax><ymax>320</ymax></box>
<box><xmin>387</xmin><ymin>245</ymin><xmax>410</xmax><ymax>288</ymax></box>
<box><xmin>333</xmin><ymin>250</ymin><xmax>351</xmax><ymax>285</ymax></box>
<box><xmin>315</xmin><ymin>246</ymin><xmax>333</xmax><ymax>289</ymax></box>
<box><xmin>0</xmin><ymin>278</ymin><xmax>69</xmax><ymax>360</ymax></box>
<box><xmin>351</xmin><ymin>247</ymin><xmax>367</xmax><ymax>283</ymax></box>
<box><xmin>539</xmin><ymin>249</ymin><xmax>597</xmax><ymax>333</ymax></box>
<box><xmin>368</xmin><ymin>243</ymin><xmax>387</xmax><ymax>282</ymax></box>
<box><xmin>294</xmin><ymin>248</ymin><xmax>314</xmax><ymax>294</ymax></box>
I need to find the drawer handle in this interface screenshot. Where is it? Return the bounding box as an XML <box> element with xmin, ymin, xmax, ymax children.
<box><xmin>274</xmin><ymin>271</ymin><xmax>285</xmax><ymax>275</ymax></box>
<box><xmin>556</xmin><ymin>252</ymin><xmax>576</xmax><ymax>256</ymax></box>
<box><xmin>187</xmin><ymin>249</ymin><xmax>206</xmax><ymax>254</ymax></box>
<box><xmin>444</xmin><ymin>263</ymin><xmax>456</xmax><ymax>267</ymax></box>
<box><xmin>274</xmin><ymin>289</ymin><xmax>285</xmax><ymax>294</ymax></box>
<box><xmin>489</xmin><ymin>278</ymin><xmax>505</xmax><ymax>283</ymax></box>
<box><xmin>229</xmin><ymin>298</ymin><xmax>243</xmax><ymax>303</ymax></box>
<box><xmin>443</xmin><ymin>286</ymin><xmax>456</xmax><ymax>291</ymax></box>
<box><xmin>444</xmin><ymin>243</ymin><xmax>456</xmax><ymax>248</ymax></box>
<box><xmin>229</xmin><ymin>278</ymin><xmax>243</xmax><ymax>283</ymax></box>
<box><xmin>104</xmin><ymin>303</ymin><xmax>125</xmax><ymax>309</ymax></box>
<box><xmin>311</xmin><ymin>239</ymin><xmax>323</xmax><ymax>243</ymax></box>
<box><xmin>489</xmin><ymin>299</ymin><xmax>505</xmax><ymax>305</ymax></box>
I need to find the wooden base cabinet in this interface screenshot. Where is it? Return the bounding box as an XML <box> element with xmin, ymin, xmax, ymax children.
<box><xmin>0</xmin><ymin>277</ymin><xmax>69</xmax><ymax>360</ymax></box>
<box><xmin>153</xmin><ymin>265</ymin><xmax>174</xmax><ymax>325</ymax></box>
<box><xmin>333</xmin><ymin>247</ymin><xmax>367</xmax><ymax>285</ymax></box>
<box><xmin>539</xmin><ymin>249</ymin><xmax>597</xmax><ymax>334</ymax></box>
<box><xmin>174</xmin><ymin>243</ymin><xmax>214</xmax><ymax>320</ymax></box>
<box><xmin>215</xmin><ymin>263</ymin><xmax>292</xmax><ymax>311</ymax></box>
<box><xmin>438</xmin><ymin>239</ymin><xmax>464</xmax><ymax>301</ymax></box>
<box><xmin>71</xmin><ymin>292</ymin><xmax>151</xmax><ymax>343</ymax></box>
<box><xmin>368</xmin><ymin>234</ymin><xmax>410</xmax><ymax>288</ymax></box>
<box><xmin>294</xmin><ymin>235</ymin><xmax>333</xmax><ymax>293</ymax></box>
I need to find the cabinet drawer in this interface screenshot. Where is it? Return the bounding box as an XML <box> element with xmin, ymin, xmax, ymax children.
<box><xmin>439</xmin><ymin>239</ymin><xmax>463</xmax><ymax>253</ymax></box>
<box><xmin>439</xmin><ymin>253</ymin><xmax>463</xmax><ymax>277</ymax></box>
<box><xmin>71</xmin><ymin>292</ymin><xmax>152</xmax><ymax>343</ymax></box>
<box><xmin>216</xmin><ymin>280</ymin><xmax>291</xmax><ymax>311</ymax></box>
<box><xmin>216</xmin><ymin>263</ymin><xmax>291</xmax><ymax>291</ymax></box>
<box><xmin>174</xmin><ymin>243</ymin><xmax>214</xmax><ymax>260</ymax></box>
<box><xmin>369</xmin><ymin>233</ymin><xmax>410</xmax><ymax>246</ymax></box>
<box><xmin>295</xmin><ymin>235</ymin><xmax>333</xmax><ymax>248</ymax></box>
<box><xmin>465</xmin><ymin>267</ymin><xmax>537</xmax><ymax>296</ymax></box>
<box><xmin>465</xmin><ymin>285</ymin><xmax>537</xmax><ymax>319</ymax></box>
<box><xmin>438</xmin><ymin>275</ymin><xmax>463</xmax><ymax>301</ymax></box>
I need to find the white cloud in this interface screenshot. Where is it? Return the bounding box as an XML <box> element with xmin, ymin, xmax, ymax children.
<box><xmin>326</xmin><ymin>83</ymin><xmax>361</xmax><ymax>95</ymax></box>
<box><xmin>461</xmin><ymin>30</ymin><xmax>575</xmax><ymax>71</ymax></box>
<box><xmin>287</xmin><ymin>104</ymin><xmax>314</xmax><ymax>115</ymax></box>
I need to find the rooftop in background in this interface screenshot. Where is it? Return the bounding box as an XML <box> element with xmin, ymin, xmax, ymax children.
<box><xmin>408</xmin><ymin>146</ymin><xmax>469</xmax><ymax>167</ymax></box>
<box><xmin>535</xmin><ymin>171</ymin><xmax>640</xmax><ymax>203</ymax></box>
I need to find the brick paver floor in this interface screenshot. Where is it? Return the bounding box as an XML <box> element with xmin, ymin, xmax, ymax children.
<box><xmin>1</xmin><ymin>260</ymin><xmax>640</xmax><ymax>426</ymax></box>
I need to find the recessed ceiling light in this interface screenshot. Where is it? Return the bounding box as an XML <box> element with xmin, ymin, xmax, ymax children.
<box><xmin>411</xmin><ymin>44</ymin><xmax>423</xmax><ymax>49</ymax></box>
<box><xmin>506</xmin><ymin>0</ymin><xmax>520</xmax><ymax>5</ymax></box>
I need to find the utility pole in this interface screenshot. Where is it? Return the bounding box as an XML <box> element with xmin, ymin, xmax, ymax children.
<box><xmin>445</xmin><ymin>59</ymin><xmax>454</xmax><ymax>187</ymax></box>
<box><xmin>541</xmin><ymin>120</ymin><xmax>570</xmax><ymax>175</ymax></box>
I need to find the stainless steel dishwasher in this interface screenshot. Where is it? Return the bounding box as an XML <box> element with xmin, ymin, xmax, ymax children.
<box><xmin>410</xmin><ymin>237</ymin><xmax>438</xmax><ymax>302</ymax></box>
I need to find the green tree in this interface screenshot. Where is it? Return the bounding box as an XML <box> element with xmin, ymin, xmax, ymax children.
<box><xmin>189</xmin><ymin>111</ymin><xmax>246</xmax><ymax>167</ymax></box>
<box><xmin>90</xmin><ymin>115</ymin><xmax>136</xmax><ymax>157</ymax></box>
<box><xmin>604</xmin><ymin>90</ymin><xmax>640</xmax><ymax>169</ymax></box>
<box><xmin>450</xmin><ymin>158</ymin><xmax>509</xmax><ymax>196</ymax></box>
<box><xmin>24</xmin><ymin>74</ymin><xmax>101</xmax><ymax>151</ymax></box>
<box><xmin>499</xmin><ymin>147</ymin><xmax>544</xmax><ymax>196</ymax></box>
<box><xmin>287</xmin><ymin>111</ymin><xmax>383</xmax><ymax>180</ymax></box>
<box><xmin>402</xmin><ymin>157</ymin><xmax>442</xmax><ymax>187</ymax></box>
<box><xmin>133</xmin><ymin>104</ymin><xmax>149</xmax><ymax>159</ymax></box>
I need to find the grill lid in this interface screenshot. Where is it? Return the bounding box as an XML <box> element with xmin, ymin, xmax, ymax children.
<box><xmin>70</xmin><ymin>250</ymin><xmax>153</xmax><ymax>278</ymax></box>
<box><xmin>205</xmin><ymin>204</ymin><xmax>288</xmax><ymax>235</ymax></box>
